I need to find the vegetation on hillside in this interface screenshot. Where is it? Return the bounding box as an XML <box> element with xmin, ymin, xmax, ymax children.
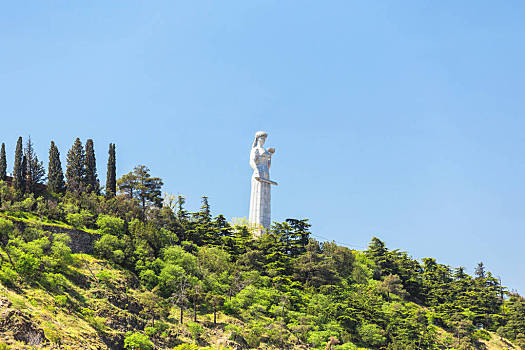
<box><xmin>0</xmin><ymin>137</ymin><xmax>523</xmax><ymax>350</ymax></box>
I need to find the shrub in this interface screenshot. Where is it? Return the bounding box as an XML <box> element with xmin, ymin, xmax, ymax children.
<box><xmin>357</xmin><ymin>323</ymin><xmax>386</xmax><ymax>347</ymax></box>
<box><xmin>49</xmin><ymin>236</ymin><xmax>73</xmax><ymax>270</ymax></box>
<box><xmin>244</xmin><ymin>325</ymin><xmax>264</xmax><ymax>348</ymax></box>
<box><xmin>0</xmin><ymin>266</ymin><xmax>18</xmax><ymax>288</ymax></box>
<box><xmin>307</xmin><ymin>330</ymin><xmax>331</xmax><ymax>347</ymax></box>
<box><xmin>155</xmin><ymin>321</ymin><xmax>169</xmax><ymax>333</ymax></box>
<box><xmin>53</xmin><ymin>295</ymin><xmax>68</xmax><ymax>307</ymax></box>
<box><xmin>10</xmin><ymin>196</ymin><xmax>36</xmax><ymax>211</ymax></box>
<box><xmin>96</xmin><ymin>215</ymin><xmax>125</xmax><ymax>236</ymax></box>
<box><xmin>113</xmin><ymin>249</ymin><xmax>125</xmax><ymax>264</ymax></box>
<box><xmin>225</xmin><ymin>324</ymin><xmax>243</xmax><ymax>342</ymax></box>
<box><xmin>41</xmin><ymin>272</ymin><xmax>68</xmax><ymax>293</ymax></box>
<box><xmin>15</xmin><ymin>252</ymin><xmax>39</xmax><ymax>278</ymax></box>
<box><xmin>96</xmin><ymin>270</ymin><xmax>114</xmax><ymax>287</ymax></box>
<box><xmin>0</xmin><ymin>217</ymin><xmax>14</xmax><ymax>239</ymax></box>
<box><xmin>124</xmin><ymin>332</ymin><xmax>153</xmax><ymax>350</ymax></box>
<box><xmin>186</xmin><ymin>322</ymin><xmax>203</xmax><ymax>341</ymax></box>
<box><xmin>86</xmin><ymin>316</ymin><xmax>107</xmax><ymax>333</ymax></box>
<box><xmin>473</xmin><ymin>329</ymin><xmax>491</xmax><ymax>341</ymax></box>
<box><xmin>139</xmin><ymin>269</ymin><xmax>158</xmax><ymax>290</ymax></box>
<box><xmin>144</xmin><ymin>326</ymin><xmax>157</xmax><ymax>337</ymax></box>
<box><xmin>66</xmin><ymin>210</ymin><xmax>93</xmax><ymax>228</ymax></box>
<box><xmin>94</xmin><ymin>234</ymin><xmax>121</xmax><ymax>261</ymax></box>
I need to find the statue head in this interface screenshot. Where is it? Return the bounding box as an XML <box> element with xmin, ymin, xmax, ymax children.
<box><xmin>252</xmin><ymin>131</ymin><xmax>268</xmax><ymax>148</ymax></box>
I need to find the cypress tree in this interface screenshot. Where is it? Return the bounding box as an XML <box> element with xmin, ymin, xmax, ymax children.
<box><xmin>65</xmin><ymin>138</ymin><xmax>86</xmax><ymax>195</ymax></box>
<box><xmin>105</xmin><ymin>143</ymin><xmax>116</xmax><ymax>197</ymax></box>
<box><xmin>21</xmin><ymin>155</ymin><xmax>27</xmax><ymax>193</ymax></box>
<box><xmin>48</xmin><ymin>141</ymin><xmax>65</xmax><ymax>194</ymax></box>
<box><xmin>24</xmin><ymin>136</ymin><xmax>45</xmax><ymax>194</ymax></box>
<box><xmin>0</xmin><ymin>143</ymin><xmax>6</xmax><ymax>181</ymax></box>
<box><xmin>13</xmin><ymin>137</ymin><xmax>23</xmax><ymax>192</ymax></box>
<box><xmin>84</xmin><ymin>139</ymin><xmax>99</xmax><ymax>193</ymax></box>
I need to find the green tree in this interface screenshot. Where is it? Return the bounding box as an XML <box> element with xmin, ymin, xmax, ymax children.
<box><xmin>294</xmin><ymin>239</ymin><xmax>338</xmax><ymax>287</ymax></box>
<box><xmin>24</xmin><ymin>136</ymin><xmax>45</xmax><ymax>194</ymax></box>
<box><xmin>21</xmin><ymin>155</ymin><xmax>27</xmax><ymax>193</ymax></box>
<box><xmin>0</xmin><ymin>143</ymin><xmax>6</xmax><ymax>181</ymax></box>
<box><xmin>475</xmin><ymin>262</ymin><xmax>486</xmax><ymax>279</ymax></box>
<box><xmin>138</xmin><ymin>291</ymin><xmax>166</xmax><ymax>327</ymax></box>
<box><xmin>159</xmin><ymin>263</ymin><xmax>193</xmax><ymax>323</ymax></box>
<box><xmin>377</xmin><ymin>274</ymin><xmax>408</xmax><ymax>301</ymax></box>
<box><xmin>13</xmin><ymin>136</ymin><xmax>24</xmax><ymax>192</ymax></box>
<box><xmin>124</xmin><ymin>332</ymin><xmax>153</xmax><ymax>350</ymax></box>
<box><xmin>357</xmin><ymin>323</ymin><xmax>386</xmax><ymax>347</ymax></box>
<box><xmin>117</xmin><ymin>165</ymin><xmax>163</xmax><ymax>218</ymax></box>
<box><xmin>0</xmin><ymin>218</ymin><xmax>15</xmax><ymax>268</ymax></box>
<box><xmin>322</xmin><ymin>241</ymin><xmax>356</xmax><ymax>280</ymax></box>
<box><xmin>105</xmin><ymin>143</ymin><xmax>116</xmax><ymax>197</ymax></box>
<box><xmin>94</xmin><ymin>234</ymin><xmax>123</xmax><ymax>262</ymax></box>
<box><xmin>47</xmin><ymin>141</ymin><xmax>65</xmax><ymax>194</ymax></box>
<box><xmin>159</xmin><ymin>246</ymin><xmax>198</xmax><ymax>323</ymax></box>
<box><xmin>84</xmin><ymin>139</ymin><xmax>99</xmax><ymax>193</ymax></box>
<box><xmin>96</xmin><ymin>214</ymin><xmax>125</xmax><ymax>236</ymax></box>
<box><xmin>196</xmin><ymin>196</ymin><xmax>211</xmax><ymax>222</ymax></box>
<box><xmin>65</xmin><ymin>138</ymin><xmax>86</xmax><ymax>194</ymax></box>
<box><xmin>366</xmin><ymin>237</ymin><xmax>394</xmax><ymax>278</ymax></box>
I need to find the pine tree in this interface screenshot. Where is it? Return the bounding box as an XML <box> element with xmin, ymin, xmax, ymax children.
<box><xmin>84</xmin><ymin>139</ymin><xmax>99</xmax><ymax>193</ymax></box>
<box><xmin>475</xmin><ymin>262</ymin><xmax>486</xmax><ymax>279</ymax></box>
<box><xmin>105</xmin><ymin>143</ymin><xmax>116</xmax><ymax>197</ymax></box>
<box><xmin>196</xmin><ymin>196</ymin><xmax>212</xmax><ymax>222</ymax></box>
<box><xmin>13</xmin><ymin>137</ymin><xmax>24</xmax><ymax>192</ymax></box>
<box><xmin>65</xmin><ymin>138</ymin><xmax>86</xmax><ymax>195</ymax></box>
<box><xmin>117</xmin><ymin>165</ymin><xmax>163</xmax><ymax>218</ymax></box>
<box><xmin>0</xmin><ymin>143</ymin><xmax>6</xmax><ymax>181</ymax></box>
<box><xmin>24</xmin><ymin>136</ymin><xmax>45</xmax><ymax>194</ymax></box>
<box><xmin>48</xmin><ymin>141</ymin><xmax>65</xmax><ymax>194</ymax></box>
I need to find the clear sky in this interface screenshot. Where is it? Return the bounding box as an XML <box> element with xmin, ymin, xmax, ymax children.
<box><xmin>1</xmin><ymin>1</ymin><xmax>524</xmax><ymax>294</ymax></box>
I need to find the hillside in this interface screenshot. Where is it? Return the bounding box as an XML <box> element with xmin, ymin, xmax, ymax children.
<box><xmin>0</xmin><ymin>136</ymin><xmax>523</xmax><ymax>349</ymax></box>
<box><xmin>0</xmin><ymin>203</ymin><xmax>523</xmax><ymax>350</ymax></box>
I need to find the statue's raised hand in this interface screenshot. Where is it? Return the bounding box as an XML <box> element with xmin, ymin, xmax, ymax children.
<box><xmin>268</xmin><ymin>148</ymin><xmax>275</xmax><ymax>154</ymax></box>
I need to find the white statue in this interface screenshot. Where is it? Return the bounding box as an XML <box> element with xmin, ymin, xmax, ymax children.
<box><xmin>249</xmin><ymin>131</ymin><xmax>277</xmax><ymax>232</ymax></box>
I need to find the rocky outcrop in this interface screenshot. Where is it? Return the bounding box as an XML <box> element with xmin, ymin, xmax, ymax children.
<box><xmin>0</xmin><ymin>297</ymin><xmax>48</xmax><ymax>346</ymax></box>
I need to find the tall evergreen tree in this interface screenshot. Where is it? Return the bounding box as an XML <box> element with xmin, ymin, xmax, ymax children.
<box><xmin>48</xmin><ymin>141</ymin><xmax>65</xmax><ymax>194</ymax></box>
<box><xmin>0</xmin><ymin>143</ymin><xmax>6</xmax><ymax>181</ymax></box>
<box><xmin>24</xmin><ymin>136</ymin><xmax>45</xmax><ymax>194</ymax></box>
<box><xmin>105</xmin><ymin>143</ymin><xmax>116</xmax><ymax>197</ymax></box>
<box><xmin>117</xmin><ymin>165</ymin><xmax>163</xmax><ymax>218</ymax></box>
<box><xmin>21</xmin><ymin>155</ymin><xmax>27</xmax><ymax>193</ymax></box>
<box><xmin>12</xmin><ymin>137</ymin><xmax>24</xmax><ymax>192</ymax></box>
<box><xmin>196</xmin><ymin>196</ymin><xmax>212</xmax><ymax>222</ymax></box>
<box><xmin>65</xmin><ymin>138</ymin><xmax>86</xmax><ymax>194</ymax></box>
<box><xmin>475</xmin><ymin>262</ymin><xmax>486</xmax><ymax>279</ymax></box>
<box><xmin>84</xmin><ymin>139</ymin><xmax>99</xmax><ymax>193</ymax></box>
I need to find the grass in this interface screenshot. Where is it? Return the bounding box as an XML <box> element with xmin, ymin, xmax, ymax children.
<box><xmin>0</xmin><ymin>211</ymin><xmax>100</xmax><ymax>234</ymax></box>
<box><xmin>480</xmin><ymin>331</ymin><xmax>520</xmax><ymax>350</ymax></box>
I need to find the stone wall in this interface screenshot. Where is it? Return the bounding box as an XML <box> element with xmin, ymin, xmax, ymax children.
<box><xmin>40</xmin><ymin>224</ymin><xmax>99</xmax><ymax>254</ymax></box>
<box><xmin>12</xmin><ymin>220</ymin><xmax>99</xmax><ymax>254</ymax></box>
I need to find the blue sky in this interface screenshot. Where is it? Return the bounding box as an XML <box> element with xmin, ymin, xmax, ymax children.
<box><xmin>1</xmin><ymin>1</ymin><xmax>524</xmax><ymax>294</ymax></box>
